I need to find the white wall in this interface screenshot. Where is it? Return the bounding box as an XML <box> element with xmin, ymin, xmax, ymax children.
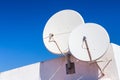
<box><xmin>0</xmin><ymin>43</ymin><xmax>120</xmax><ymax>80</ymax></box>
<box><xmin>0</xmin><ymin>62</ymin><xmax>40</xmax><ymax>80</ymax></box>
<box><xmin>111</xmin><ymin>43</ymin><xmax>120</xmax><ymax>79</ymax></box>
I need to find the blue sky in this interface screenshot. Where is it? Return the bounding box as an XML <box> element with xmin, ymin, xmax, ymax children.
<box><xmin>0</xmin><ymin>0</ymin><xmax>120</xmax><ymax>72</ymax></box>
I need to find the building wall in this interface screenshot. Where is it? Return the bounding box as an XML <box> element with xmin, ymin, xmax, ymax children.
<box><xmin>0</xmin><ymin>62</ymin><xmax>40</xmax><ymax>80</ymax></box>
<box><xmin>111</xmin><ymin>43</ymin><xmax>120</xmax><ymax>79</ymax></box>
<box><xmin>0</xmin><ymin>43</ymin><xmax>120</xmax><ymax>80</ymax></box>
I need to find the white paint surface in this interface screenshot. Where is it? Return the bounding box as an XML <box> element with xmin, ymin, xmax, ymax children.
<box><xmin>0</xmin><ymin>43</ymin><xmax>120</xmax><ymax>80</ymax></box>
<box><xmin>0</xmin><ymin>62</ymin><xmax>40</xmax><ymax>80</ymax></box>
<box><xmin>111</xmin><ymin>43</ymin><xmax>120</xmax><ymax>79</ymax></box>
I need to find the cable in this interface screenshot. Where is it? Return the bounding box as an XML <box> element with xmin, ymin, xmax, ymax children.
<box><xmin>102</xmin><ymin>59</ymin><xmax>112</xmax><ymax>71</ymax></box>
<box><xmin>48</xmin><ymin>59</ymin><xmax>65</xmax><ymax>80</ymax></box>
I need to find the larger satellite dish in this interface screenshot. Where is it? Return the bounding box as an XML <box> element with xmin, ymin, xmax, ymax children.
<box><xmin>69</xmin><ymin>23</ymin><xmax>110</xmax><ymax>61</ymax></box>
<box><xmin>43</xmin><ymin>9</ymin><xmax>84</xmax><ymax>54</ymax></box>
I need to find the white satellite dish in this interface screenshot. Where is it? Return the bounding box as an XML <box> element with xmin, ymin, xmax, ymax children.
<box><xmin>69</xmin><ymin>23</ymin><xmax>110</xmax><ymax>61</ymax></box>
<box><xmin>43</xmin><ymin>9</ymin><xmax>84</xmax><ymax>54</ymax></box>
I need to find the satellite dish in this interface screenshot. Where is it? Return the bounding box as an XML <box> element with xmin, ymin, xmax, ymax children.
<box><xmin>43</xmin><ymin>9</ymin><xmax>84</xmax><ymax>54</ymax></box>
<box><xmin>69</xmin><ymin>23</ymin><xmax>110</xmax><ymax>61</ymax></box>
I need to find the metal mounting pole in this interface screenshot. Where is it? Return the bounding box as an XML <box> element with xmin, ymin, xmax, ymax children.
<box><xmin>83</xmin><ymin>36</ymin><xmax>105</xmax><ymax>79</ymax></box>
<box><xmin>83</xmin><ymin>36</ymin><xmax>92</xmax><ymax>61</ymax></box>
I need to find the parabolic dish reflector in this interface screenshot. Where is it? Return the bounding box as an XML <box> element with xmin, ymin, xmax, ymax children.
<box><xmin>43</xmin><ymin>9</ymin><xmax>84</xmax><ymax>54</ymax></box>
<box><xmin>69</xmin><ymin>23</ymin><xmax>110</xmax><ymax>61</ymax></box>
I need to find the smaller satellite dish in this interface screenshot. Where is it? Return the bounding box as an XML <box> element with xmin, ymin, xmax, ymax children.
<box><xmin>69</xmin><ymin>23</ymin><xmax>110</xmax><ymax>61</ymax></box>
<box><xmin>43</xmin><ymin>9</ymin><xmax>84</xmax><ymax>54</ymax></box>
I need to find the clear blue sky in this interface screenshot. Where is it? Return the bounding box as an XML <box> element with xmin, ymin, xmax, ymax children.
<box><xmin>0</xmin><ymin>0</ymin><xmax>120</xmax><ymax>72</ymax></box>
